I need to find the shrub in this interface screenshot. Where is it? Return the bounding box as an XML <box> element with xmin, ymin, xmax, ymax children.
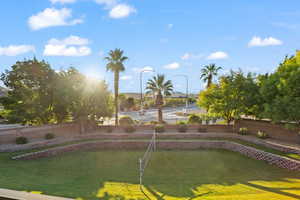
<box><xmin>257</xmin><ymin>130</ymin><xmax>268</xmax><ymax>139</ymax></box>
<box><xmin>16</xmin><ymin>136</ymin><xmax>28</xmax><ymax>145</ymax></box>
<box><xmin>155</xmin><ymin>124</ymin><xmax>165</xmax><ymax>133</ymax></box>
<box><xmin>106</xmin><ymin>126</ymin><xmax>113</xmax><ymax>133</ymax></box>
<box><xmin>45</xmin><ymin>133</ymin><xmax>55</xmax><ymax>140</ymax></box>
<box><xmin>123</xmin><ymin>125</ymin><xmax>136</xmax><ymax>133</ymax></box>
<box><xmin>177</xmin><ymin>120</ymin><xmax>187</xmax><ymax>125</ymax></box>
<box><xmin>197</xmin><ymin>127</ymin><xmax>207</xmax><ymax>133</ymax></box>
<box><xmin>188</xmin><ymin>114</ymin><xmax>201</xmax><ymax>124</ymax></box>
<box><xmin>150</xmin><ymin>121</ymin><xmax>159</xmax><ymax>125</ymax></box>
<box><xmin>119</xmin><ymin>116</ymin><xmax>135</xmax><ymax>126</ymax></box>
<box><xmin>177</xmin><ymin>124</ymin><xmax>188</xmax><ymax>133</ymax></box>
<box><xmin>238</xmin><ymin>127</ymin><xmax>248</xmax><ymax>135</ymax></box>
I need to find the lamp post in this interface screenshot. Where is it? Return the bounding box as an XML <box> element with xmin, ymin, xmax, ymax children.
<box><xmin>140</xmin><ymin>69</ymin><xmax>155</xmax><ymax>115</ymax></box>
<box><xmin>174</xmin><ymin>74</ymin><xmax>189</xmax><ymax>114</ymax></box>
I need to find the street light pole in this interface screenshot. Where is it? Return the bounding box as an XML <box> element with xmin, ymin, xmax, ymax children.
<box><xmin>174</xmin><ymin>75</ymin><xmax>189</xmax><ymax>114</ymax></box>
<box><xmin>140</xmin><ymin>69</ymin><xmax>154</xmax><ymax>115</ymax></box>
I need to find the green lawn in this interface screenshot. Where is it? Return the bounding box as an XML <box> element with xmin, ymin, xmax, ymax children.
<box><xmin>1</xmin><ymin>150</ymin><xmax>300</xmax><ymax>200</ymax></box>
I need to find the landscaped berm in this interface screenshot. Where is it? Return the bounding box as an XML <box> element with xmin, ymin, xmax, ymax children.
<box><xmin>1</xmin><ymin>142</ymin><xmax>300</xmax><ymax>200</ymax></box>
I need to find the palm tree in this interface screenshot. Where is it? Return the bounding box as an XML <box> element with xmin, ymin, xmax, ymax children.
<box><xmin>200</xmin><ymin>64</ymin><xmax>222</xmax><ymax>88</ymax></box>
<box><xmin>105</xmin><ymin>49</ymin><xmax>128</xmax><ymax>126</ymax></box>
<box><xmin>146</xmin><ymin>74</ymin><xmax>173</xmax><ymax>123</ymax></box>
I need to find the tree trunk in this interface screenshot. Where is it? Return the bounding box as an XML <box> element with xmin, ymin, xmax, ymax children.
<box><xmin>114</xmin><ymin>71</ymin><xmax>119</xmax><ymax>126</ymax></box>
<box><xmin>207</xmin><ymin>75</ymin><xmax>212</xmax><ymax>89</ymax></box>
<box><xmin>158</xmin><ymin>106</ymin><xmax>163</xmax><ymax>123</ymax></box>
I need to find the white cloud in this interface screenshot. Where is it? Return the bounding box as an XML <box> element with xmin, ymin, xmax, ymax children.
<box><xmin>0</xmin><ymin>45</ymin><xmax>35</xmax><ymax>56</ymax></box>
<box><xmin>167</xmin><ymin>24</ymin><xmax>173</xmax><ymax>29</ymax></box>
<box><xmin>109</xmin><ymin>4</ymin><xmax>136</xmax><ymax>19</ymax></box>
<box><xmin>95</xmin><ymin>0</ymin><xmax>117</xmax><ymax>7</ymax></box>
<box><xmin>48</xmin><ymin>35</ymin><xmax>89</xmax><ymax>45</ymax></box>
<box><xmin>248</xmin><ymin>36</ymin><xmax>283</xmax><ymax>47</ymax></box>
<box><xmin>120</xmin><ymin>75</ymin><xmax>132</xmax><ymax>80</ymax></box>
<box><xmin>50</xmin><ymin>0</ymin><xmax>76</xmax><ymax>4</ymax></box>
<box><xmin>181</xmin><ymin>53</ymin><xmax>203</xmax><ymax>60</ymax></box>
<box><xmin>163</xmin><ymin>62</ymin><xmax>180</xmax><ymax>70</ymax></box>
<box><xmin>207</xmin><ymin>51</ymin><xmax>228</xmax><ymax>60</ymax></box>
<box><xmin>28</xmin><ymin>8</ymin><xmax>83</xmax><ymax>30</ymax></box>
<box><xmin>44</xmin><ymin>36</ymin><xmax>91</xmax><ymax>56</ymax></box>
<box><xmin>44</xmin><ymin>45</ymin><xmax>91</xmax><ymax>56</ymax></box>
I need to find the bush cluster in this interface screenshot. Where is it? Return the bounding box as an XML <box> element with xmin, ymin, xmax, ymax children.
<box><xmin>16</xmin><ymin>136</ymin><xmax>28</xmax><ymax>145</ymax></box>
<box><xmin>119</xmin><ymin>116</ymin><xmax>135</xmax><ymax>126</ymax></box>
<box><xmin>45</xmin><ymin>133</ymin><xmax>55</xmax><ymax>140</ymax></box>
<box><xmin>257</xmin><ymin>130</ymin><xmax>268</xmax><ymax>139</ymax></box>
<box><xmin>187</xmin><ymin>114</ymin><xmax>202</xmax><ymax>124</ymax></box>
<box><xmin>238</xmin><ymin>127</ymin><xmax>248</xmax><ymax>135</ymax></box>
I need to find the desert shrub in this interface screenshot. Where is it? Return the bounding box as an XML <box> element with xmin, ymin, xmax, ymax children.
<box><xmin>238</xmin><ymin>127</ymin><xmax>248</xmax><ymax>135</ymax></box>
<box><xmin>257</xmin><ymin>130</ymin><xmax>268</xmax><ymax>139</ymax></box>
<box><xmin>149</xmin><ymin>121</ymin><xmax>159</xmax><ymax>125</ymax></box>
<box><xmin>177</xmin><ymin>120</ymin><xmax>187</xmax><ymax>125</ymax></box>
<box><xmin>197</xmin><ymin>127</ymin><xmax>207</xmax><ymax>133</ymax></box>
<box><xmin>16</xmin><ymin>136</ymin><xmax>28</xmax><ymax>145</ymax></box>
<box><xmin>188</xmin><ymin>114</ymin><xmax>201</xmax><ymax>124</ymax></box>
<box><xmin>119</xmin><ymin>116</ymin><xmax>135</xmax><ymax>126</ymax></box>
<box><xmin>106</xmin><ymin>126</ymin><xmax>113</xmax><ymax>133</ymax></box>
<box><xmin>155</xmin><ymin>124</ymin><xmax>165</xmax><ymax>133</ymax></box>
<box><xmin>123</xmin><ymin>125</ymin><xmax>136</xmax><ymax>133</ymax></box>
<box><xmin>177</xmin><ymin>124</ymin><xmax>188</xmax><ymax>133</ymax></box>
<box><xmin>45</xmin><ymin>133</ymin><xmax>55</xmax><ymax>140</ymax></box>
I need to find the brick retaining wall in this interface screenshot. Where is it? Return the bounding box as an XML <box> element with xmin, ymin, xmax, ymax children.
<box><xmin>12</xmin><ymin>140</ymin><xmax>300</xmax><ymax>171</ymax></box>
<box><xmin>76</xmin><ymin>133</ymin><xmax>300</xmax><ymax>154</ymax></box>
<box><xmin>235</xmin><ymin>119</ymin><xmax>300</xmax><ymax>144</ymax></box>
<box><xmin>0</xmin><ymin>123</ymin><xmax>80</xmax><ymax>145</ymax></box>
<box><xmin>0</xmin><ymin>124</ymin><xmax>233</xmax><ymax>145</ymax></box>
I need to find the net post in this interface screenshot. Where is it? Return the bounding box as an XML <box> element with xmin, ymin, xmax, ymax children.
<box><xmin>139</xmin><ymin>158</ymin><xmax>143</xmax><ymax>186</ymax></box>
<box><xmin>153</xmin><ymin>130</ymin><xmax>156</xmax><ymax>151</ymax></box>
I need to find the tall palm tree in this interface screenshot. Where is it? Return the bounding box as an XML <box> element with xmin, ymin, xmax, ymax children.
<box><xmin>146</xmin><ymin>74</ymin><xmax>173</xmax><ymax>123</ymax></box>
<box><xmin>200</xmin><ymin>64</ymin><xmax>222</xmax><ymax>88</ymax></box>
<box><xmin>105</xmin><ymin>49</ymin><xmax>128</xmax><ymax>126</ymax></box>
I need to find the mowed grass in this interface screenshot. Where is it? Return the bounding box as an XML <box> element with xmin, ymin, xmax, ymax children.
<box><xmin>0</xmin><ymin>150</ymin><xmax>300</xmax><ymax>200</ymax></box>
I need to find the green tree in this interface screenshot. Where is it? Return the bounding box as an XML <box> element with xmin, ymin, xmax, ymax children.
<box><xmin>198</xmin><ymin>70</ymin><xmax>259</xmax><ymax>124</ymax></box>
<box><xmin>56</xmin><ymin>68</ymin><xmax>113</xmax><ymax>131</ymax></box>
<box><xmin>200</xmin><ymin>64</ymin><xmax>222</xmax><ymax>88</ymax></box>
<box><xmin>105</xmin><ymin>49</ymin><xmax>128</xmax><ymax>126</ymax></box>
<box><xmin>0</xmin><ymin>58</ymin><xmax>56</xmax><ymax>125</ymax></box>
<box><xmin>146</xmin><ymin>74</ymin><xmax>173</xmax><ymax>122</ymax></box>
<box><xmin>0</xmin><ymin>59</ymin><xmax>113</xmax><ymax>127</ymax></box>
<box><xmin>259</xmin><ymin>51</ymin><xmax>300</xmax><ymax>124</ymax></box>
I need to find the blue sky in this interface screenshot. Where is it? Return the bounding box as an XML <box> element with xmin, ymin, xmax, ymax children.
<box><xmin>0</xmin><ymin>0</ymin><xmax>300</xmax><ymax>93</ymax></box>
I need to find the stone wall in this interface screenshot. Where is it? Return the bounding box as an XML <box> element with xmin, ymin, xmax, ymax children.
<box><xmin>12</xmin><ymin>140</ymin><xmax>300</xmax><ymax>171</ymax></box>
<box><xmin>235</xmin><ymin>119</ymin><xmax>300</xmax><ymax>144</ymax></box>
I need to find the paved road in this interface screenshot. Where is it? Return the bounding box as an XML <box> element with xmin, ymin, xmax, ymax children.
<box><xmin>120</xmin><ymin>104</ymin><xmax>205</xmax><ymax>123</ymax></box>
